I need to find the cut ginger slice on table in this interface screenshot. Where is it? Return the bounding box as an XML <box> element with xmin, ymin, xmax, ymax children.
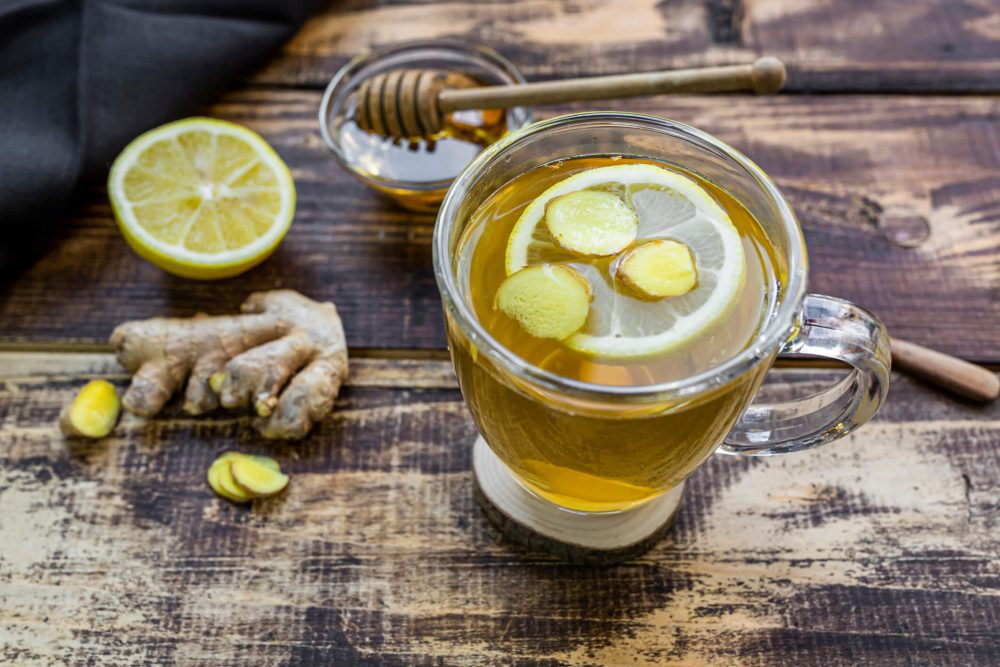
<box><xmin>230</xmin><ymin>456</ymin><xmax>289</xmax><ymax>497</ymax></box>
<box><xmin>208</xmin><ymin>455</ymin><xmax>253</xmax><ymax>503</ymax></box>
<box><xmin>207</xmin><ymin>452</ymin><xmax>286</xmax><ymax>503</ymax></box>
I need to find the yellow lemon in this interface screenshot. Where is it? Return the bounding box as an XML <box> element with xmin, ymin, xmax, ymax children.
<box><xmin>108</xmin><ymin>117</ymin><xmax>295</xmax><ymax>279</ymax></box>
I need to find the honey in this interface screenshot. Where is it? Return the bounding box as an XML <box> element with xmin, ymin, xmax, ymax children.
<box><xmin>335</xmin><ymin>96</ymin><xmax>508</xmax><ymax>211</ymax></box>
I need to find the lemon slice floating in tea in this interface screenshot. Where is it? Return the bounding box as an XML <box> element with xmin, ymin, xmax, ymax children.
<box><xmin>503</xmin><ymin>163</ymin><xmax>746</xmax><ymax>358</ymax></box>
<box><xmin>108</xmin><ymin>117</ymin><xmax>295</xmax><ymax>279</ymax></box>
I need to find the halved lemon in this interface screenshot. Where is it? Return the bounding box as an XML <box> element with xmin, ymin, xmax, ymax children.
<box><xmin>108</xmin><ymin>117</ymin><xmax>295</xmax><ymax>279</ymax></box>
<box><xmin>505</xmin><ymin>163</ymin><xmax>746</xmax><ymax>358</ymax></box>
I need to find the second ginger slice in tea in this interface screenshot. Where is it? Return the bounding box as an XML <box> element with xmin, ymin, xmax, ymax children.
<box><xmin>503</xmin><ymin>163</ymin><xmax>746</xmax><ymax>358</ymax></box>
<box><xmin>616</xmin><ymin>239</ymin><xmax>697</xmax><ymax>299</ymax></box>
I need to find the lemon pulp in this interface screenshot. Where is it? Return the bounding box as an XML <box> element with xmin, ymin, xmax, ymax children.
<box><xmin>108</xmin><ymin>117</ymin><xmax>295</xmax><ymax>279</ymax></box>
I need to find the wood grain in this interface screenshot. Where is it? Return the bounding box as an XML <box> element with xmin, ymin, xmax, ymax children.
<box><xmin>1</xmin><ymin>355</ymin><xmax>997</xmax><ymax>665</ymax></box>
<box><xmin>1</xmin><ymin>91</ymin><xmax>997</xmax><ymax>361</ymax></box>
<box><xmin>254</xmin><ymin>0</ymin><xmax>1000</xmax><ymax>93</ymax></box>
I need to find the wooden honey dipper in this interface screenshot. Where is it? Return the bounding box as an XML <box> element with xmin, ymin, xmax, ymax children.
<box><xmin>356</xmin><ymin>56</ymin><xmax>788</xmax><ymax>140</ymax></box>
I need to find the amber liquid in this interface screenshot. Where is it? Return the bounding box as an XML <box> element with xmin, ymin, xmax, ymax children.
<box><xmin>338</xmin><ymin>101</ymin><xmax>507</xmax><ymax>212</ymax></box>
<box><xmin>450</xmin><ymin>156</ymin><xmax>785</xmax><ymax>512</ymax></box>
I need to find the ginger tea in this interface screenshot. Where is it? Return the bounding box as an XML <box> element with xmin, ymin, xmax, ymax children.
<box><xmin>450</xmin><ymin>157</ymin><xmax>783</xmax><ymax>512</ymax></box>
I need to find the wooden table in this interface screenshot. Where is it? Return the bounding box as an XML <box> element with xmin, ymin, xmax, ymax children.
<box><xmin>1</xmin><ymin>2</ymin><xmax>997</xmax><ymax>664</ymax></box>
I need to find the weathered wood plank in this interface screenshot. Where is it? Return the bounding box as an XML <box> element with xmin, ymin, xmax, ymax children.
<box><xmin>1</xmin><ymin>91</ymin><xmax>997</xmax><ymax>360</ymax></box>
<box><xmin>0</xmin><ymin>357</ymin><xmax>997</xmax><ymax>665</ymax></box>
<box><xmin>0</xmin><ymin>351</ymin><xmax>457</xmax><ymax>389</ymax></box>
<box><xmin>253</xmin><ymin>0</ymin><xmax>1000</xmax><ymax>93</ymax></box>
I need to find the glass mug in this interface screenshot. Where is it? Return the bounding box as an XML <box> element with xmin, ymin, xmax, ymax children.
<box><xmin>433</xmin><ymin>112</ymin><xmax>891</xmax><ymax>525</ymax></box>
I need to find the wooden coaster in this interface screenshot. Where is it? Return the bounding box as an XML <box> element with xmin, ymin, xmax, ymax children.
<box><xmin>472</xmin><ymin>437</ymin><xmax>684</xmax><ymax>564</ymax></box>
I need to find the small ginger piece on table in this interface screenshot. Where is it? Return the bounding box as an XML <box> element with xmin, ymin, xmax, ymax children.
<box><xmin>59</xmin><ymin>379</ymin><xmax>121</xmax><ymax>438</ymax></box>
<box><xmin>111</xmin><ymin>290</ymin><xmax>348</xmax><ymax>440</ymax></box>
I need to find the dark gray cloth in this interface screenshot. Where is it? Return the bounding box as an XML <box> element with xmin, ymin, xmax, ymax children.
<box><xmin>0</xmin><ymin>0</ymin><xmax>324</xmax><ymax>276</ymax></box>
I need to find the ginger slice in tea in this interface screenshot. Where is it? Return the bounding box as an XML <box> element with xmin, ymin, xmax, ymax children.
<box><xmin>495</xmin><ymin>264</ymin><xmax>592</xmax><ymax>340</ymax></box>
<box><xmin>545</xmin><ymin>190</ymin><xmax>637</xmax><ymax>256</ymax></box>
<box><xmin>616</xmin><ymin>239</ymin><xmax>697</xmax><ymax>299</ymax></box>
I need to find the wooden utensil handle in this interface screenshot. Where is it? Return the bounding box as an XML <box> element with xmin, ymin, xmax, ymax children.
<box><xmin>438</xmin><ymin>57</ymin><xmax>786</xmax><ymax>112</ymax></box>
<box><xmin>891</xmin><ymin>338</ymin><xmax>999</xmax><ymax>402</ymax></box>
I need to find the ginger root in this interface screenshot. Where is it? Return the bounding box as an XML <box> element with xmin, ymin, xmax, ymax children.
<box><xmin>59</xmin><ymin>379</ymin><xmax>121</xmax><ymax>438</ymax></box>
<box><xmin>111</xmin><ymin>290</ymin><xmax>348</xmax><ymax>439</ymax></box>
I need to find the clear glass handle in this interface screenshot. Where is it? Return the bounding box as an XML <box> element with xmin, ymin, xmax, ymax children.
<box><xmin>721</xmin><ymin>294</ymin><xmax>891</xmax><ymax>456</ymax></box>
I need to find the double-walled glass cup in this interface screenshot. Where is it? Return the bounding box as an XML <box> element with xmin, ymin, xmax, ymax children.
<box><xmin>434</xmin><ymin>112</ymin><xmax>891</xmax><ymax>515</ymax></box>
